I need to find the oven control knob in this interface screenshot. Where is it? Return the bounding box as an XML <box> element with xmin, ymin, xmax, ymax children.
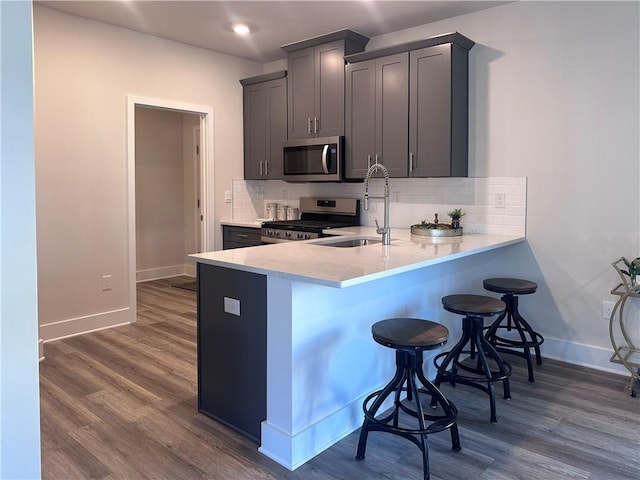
<box><xmin>302</xmin><ymin>233</ymin><xmax>310</xmax><ymax>240</ymax></box>
<box><xmin>285</xmin><ymin>231</ymin><xmax>291</xmax><ymax>238</ymax></box>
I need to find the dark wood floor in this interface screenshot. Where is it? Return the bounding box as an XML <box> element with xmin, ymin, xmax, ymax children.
<box><xmin>40</xmin><ymin>277</ymin><xmax>640</xmax><ymax>480</ymax></box>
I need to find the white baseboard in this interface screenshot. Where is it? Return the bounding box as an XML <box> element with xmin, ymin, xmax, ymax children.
<box><xmin>40</xmin><ymin>307</ymin><xmax>132</xmax><ymax>342</ymax></box>
<box><xmin>542</xmin><ymin>336</ymin><xmax>629</xmax><ymax>376</ymax></box>
<box><xmin>136</xmin><ymin>264</ymin><xmax>195</xmax><ymax>283</ymax></box>
<box><xmin>259</xmin><ymin>389</ymin><xmax>396</xmax><ymax>471</ymax></box>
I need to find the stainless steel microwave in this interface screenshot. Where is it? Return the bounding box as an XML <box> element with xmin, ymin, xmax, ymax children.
<box><xmin>282</xmin><ymin>136</ymin><xmax>343</xmax><ymax>182</ymax></box>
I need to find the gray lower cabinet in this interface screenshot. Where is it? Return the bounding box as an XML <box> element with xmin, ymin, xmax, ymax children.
<box><xmin>197</xmin><ymin>263</ymin><xmax>266</xmax><ymax>443</ymax></box>
<box><xmin>222</xmin><ymin>225</ymin><xmax>262</xmax><ymax>250</ymax></box>
<box><xmin>345</xmin><ymin>53</ymin><xmax>409</xmax><ymax>179</ymax></box>
<box><xmin>409</xmin><ymin>44</ymin><xmax>469</xmax><ymax>177</ymax></box>
<box><xmin>240</xmin><ymin>72</ymin><xmax>287</xmax><ymax>180</ymax></box>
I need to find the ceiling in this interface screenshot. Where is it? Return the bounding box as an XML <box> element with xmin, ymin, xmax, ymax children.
<box><xmin>35</xmin><ymin>1</ymin><xmax>509</xmax><ymax>63</ymax></box>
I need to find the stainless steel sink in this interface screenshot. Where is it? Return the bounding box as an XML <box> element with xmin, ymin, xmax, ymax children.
<box><xmin>310</xmin><ymin>237</ymin><xmax>382</xmax><ymax>248</ymax></box>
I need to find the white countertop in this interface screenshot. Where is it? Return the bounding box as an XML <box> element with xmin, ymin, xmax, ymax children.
<box><xmin>220</xmin><ymin>220</ymin><xmax>263</xmax><ymax>228</ymax></box>
<box><xmin>191</xmin><ymin>227</ymin><xmax>525</xmax><ymax>288</ymax></box>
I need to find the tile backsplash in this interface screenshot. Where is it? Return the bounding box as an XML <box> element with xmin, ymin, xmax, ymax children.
<box><xmin>231</xmin><ymin>177</ymin><xmax>527</xmax><ymax>236</ymax></box>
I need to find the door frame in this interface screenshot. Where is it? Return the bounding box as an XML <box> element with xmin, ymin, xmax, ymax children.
<box><xmin>193</xmin><ymin>125</ymin><xmax>203</xmax><ymax>254</ymax></box>
<box><xmin>126</xmin><ymin>95</ymin><xmax>214</xmax><ymax>323</ymax></box>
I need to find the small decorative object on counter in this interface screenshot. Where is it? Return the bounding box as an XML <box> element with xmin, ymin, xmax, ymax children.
<box><xmin>286</xmin><ymin>207</ymin><xmax>300</xmax><ymax>221</ymax></box>
<box><xmin>266</xmin><ymin>203</ymin><xmax>279</xmax><ymax>220</ymax></box>
<box><xmin>276</xmin><ymin>205</ymin><xmax>288</xmax><ymax>220</ymax></box>
<box><xmin>447</xmin><ymin>208</ymin><xmax>465</xmax><ymax>229</ymax></box>
<box><xmin>410</xmin><ymin>212</ymin><xmax>463</xmax><ymax>237</ymax></box>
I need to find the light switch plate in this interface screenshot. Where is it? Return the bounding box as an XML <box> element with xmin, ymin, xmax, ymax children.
<box><xmin>224</xmin><ymin>190</ymin><xmax>232</xmax><ymax>203</ymax></box>
<box><xmin>224</xmin><ymin>296</ymin><xmax>240</xmax><ymax>316</ymax></box>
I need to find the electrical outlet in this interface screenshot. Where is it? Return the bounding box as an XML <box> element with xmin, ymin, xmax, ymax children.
<box><xmin>224</xmin><ymin>190</ymin><xmax>232</xmax><ymax>203</ymax></box>
<box><xmin>224</xmin><ymin>296</ymin><xmax>240</xmax><ymax>316</ymax></box>
<box><xmin>495</xmin><ymin>192</ymin><xmax>506</xmax><ymax>208</ymax></box>
<box><xmin>602</xmin><ymin>300</ymin><xmax>615</xmax><ymax>319</ymax></box>
<box><xmin>101</xmin><ymin>275</ymin><xmax>112</xmax><ymax>291</ymax></box>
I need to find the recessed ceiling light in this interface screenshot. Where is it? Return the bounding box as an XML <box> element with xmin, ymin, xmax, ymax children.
<box><xmin>232</xmin><ymin>24</ymin><xmax>250</xmax><ymax>35</ymax></box>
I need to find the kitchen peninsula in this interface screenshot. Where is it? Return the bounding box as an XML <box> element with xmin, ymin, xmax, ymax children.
<box><xmin>190</xmin><ymin>227</ymin><xmax>524</xmax><ymax>470</ymax></box>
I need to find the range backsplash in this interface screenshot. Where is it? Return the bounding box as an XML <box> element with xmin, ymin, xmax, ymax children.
<box><xmin>231</xmin><ymin>177</ymin><xmax>526</xmax><ymax>236</ymax></box>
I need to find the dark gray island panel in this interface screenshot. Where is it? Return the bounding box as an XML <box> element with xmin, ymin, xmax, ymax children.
<box><xmin>197</xmin><ymin>263</ymin><xmax>266</xmax><ymax>443</ymax></box>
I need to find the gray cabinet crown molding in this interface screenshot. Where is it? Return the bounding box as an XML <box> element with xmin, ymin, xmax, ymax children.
<box><xmin>344</xmin><ymin>31</ymin><xmax>475</xmax><ymax>64</ymax></box>
<box><xmin>239</xmin><ymin>70</ymin><xmax>287</xmax><ymax>87</ymax></box>
<box><xmin>281</xmin><ymin>28</ymin><xmax>370</xmax><ymax>54</ymax></box>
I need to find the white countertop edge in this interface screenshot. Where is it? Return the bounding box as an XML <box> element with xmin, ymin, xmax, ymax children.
<box><xmin>190</xmin><ymin>233</ymin><xmax>525</xmax><ymax>288</ymax></box>
<box><xmin>220</xmin><ymin>220</ymin><xmax>263</xmax><ymax>228</ymax></box>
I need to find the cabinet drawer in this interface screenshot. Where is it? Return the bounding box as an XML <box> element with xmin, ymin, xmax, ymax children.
<box><xmin>223</xmin><ymin>226</ymin><xmax>261</xmax><ymax>249</ymax></box>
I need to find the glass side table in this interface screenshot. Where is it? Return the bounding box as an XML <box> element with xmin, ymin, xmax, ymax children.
<box><xmin>609</xmin><ymin>258</ymin><xmax>640</xmax><ymax>397</ymax></box>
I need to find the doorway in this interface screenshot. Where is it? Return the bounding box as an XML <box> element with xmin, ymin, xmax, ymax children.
<box><xmin>127</xmin><ymin>95</ymin><xmax>214</xmax><ymax>324</ymax></box>
<box><xmin>134</xmin><ymin>106</ymin><xmax>201</xmax><ymax>280</ymax></box>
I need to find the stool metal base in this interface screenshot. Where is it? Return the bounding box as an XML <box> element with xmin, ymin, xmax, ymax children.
<box><xmin>356</xmin><ymin>350</ymin><xmax>460</xmax><ymax>480</ymax></box>
<box><xmin>433</xmin><ymin>315</ymin><xmax>512</xmax><ymax>423</ymax></box>
<box><xmin>485</xmin><ymin>293</ymin><xmax>544</xmax><ymax>382</ymax></box>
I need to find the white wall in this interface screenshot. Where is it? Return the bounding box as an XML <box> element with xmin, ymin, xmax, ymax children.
<box><xmin>0</xmin><ymin>1</ymin><xmax>42</xmax><ymax>477</ymax></box>
<box><xmin>34</xmin><ymin>6</ymin><xmax>262</xmax><ymax>340</ymax></box>
<box><xmin>364</xmin><ymin>1</ymin><xmax>639</xmax><ymax>370</ymax></box>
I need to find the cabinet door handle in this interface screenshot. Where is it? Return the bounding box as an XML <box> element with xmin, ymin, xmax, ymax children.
<box><xmin>409</xmin><ymin>152</ymin><xmax>414</xmax><ymax>172</ymax></box>
<box><xmin>265</xmin><ymin>161</ymin><xmax>269</xmax><ymax>176</ymax></box>
<box><xmin>307</xmin><ymin>117</ymin><xmax>312</xmax><ymax>135</ymax></box>
<box><xmin>367</xmin><ymin>154</ymin><xmax>372</xmax><ymax>170</ymax></box>
<box><xmin>236</xmin><ymin>234</ymin><xmax>249</xmax><ymax>238</ymax></box>
<box><xmin>259</xmin><ymin>160</ymin><xmax>263</xmax><ymax>176</ymax></box>
<box><xmin>314</xmin><ymin>117</ymin><xmax>319</xmax><ymax>134</ymax></box>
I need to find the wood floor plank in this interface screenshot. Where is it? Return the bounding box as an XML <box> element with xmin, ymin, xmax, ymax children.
<box><xmin>40</xmin><ymin>276</ymin><xmax>640</xmax><ymax>480</ymax></box>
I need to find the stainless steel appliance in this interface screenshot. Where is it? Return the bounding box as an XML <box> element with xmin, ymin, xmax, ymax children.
<box><xmin>261</xmin><ymin>197</ymin><xmax>360</xmax><ymax>244</ymax></box>
<box><xmin>282</xmin><ymin>136</ymin><xmax>343</xmax><ymax>182</ymax></box>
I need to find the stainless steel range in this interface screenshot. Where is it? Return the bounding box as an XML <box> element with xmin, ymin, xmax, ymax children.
<box><xmin>261</xmin><ymin>197</ymin><xmax>360</xmax><ymax>244</ymax></box>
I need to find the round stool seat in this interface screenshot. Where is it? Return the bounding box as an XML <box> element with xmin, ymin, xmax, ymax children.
<box><xmin>372</xmin><ymin>318</ymin><xmax>449</xmax><ymax>351</ymax></box>
<box><xmin>483</xmin><ymin>278</ymin><xmax>537</xmax><ymax>295</ymax></box>
<box><xmin>442</xmin><ymin>294</ymin><xmax>506</xmax><ymax>317</ymax></box>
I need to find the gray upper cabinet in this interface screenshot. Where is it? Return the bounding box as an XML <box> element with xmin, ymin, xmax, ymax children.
<box><xmin>282</xmin><ymin>30</ymin><xmax>369</xmax><ymax>140</ymax></box>
<box><xmin>345</xmin><ymin>32</ymin><xmax>474</xmax><ymax>179</ymax></box>
<box><xmin>409</xmin><ymin>43</ymin><xmax>469</xmax><ymax>177</ymax></box>
<box><xmin>345</xmin><ymin>53</ymin><xmax>409</xmax><ymax>179</ymax></box>
<box><xmin>240</xmin><ymin>71</ymin><xmax>287</xmax><ymax>180</ymax></box>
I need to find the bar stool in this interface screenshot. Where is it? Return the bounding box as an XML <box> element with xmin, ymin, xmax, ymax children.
<box><xmin>483</xmin><ymin>277</ymin><xmax>544</xmax><ymax>382</ymax></box>
<box><xmin>356</xmin><ymin>318</ymin><xmax>460</xmax><ymax>480</ymax></box>
<box><xmin>432</xmin><ymin>295</ymin><xmax>511</xmax><ymax>423</ymax></box>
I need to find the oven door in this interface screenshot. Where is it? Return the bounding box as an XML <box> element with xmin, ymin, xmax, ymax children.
<box><xmin>282</xmin><ymin>136</ymin><xmax>342</xmax><ymax>182</ymax></box>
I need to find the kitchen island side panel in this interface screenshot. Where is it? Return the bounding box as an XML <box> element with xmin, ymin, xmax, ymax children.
<box><xmin>258</xmin><ymin>246</ymin><xmax>514</xmax><ymax>470</ymax></box>
<box><xmin>197</xmin><ymin>263</ymin><xmax>267</xmax><ymax>443</ymax></box>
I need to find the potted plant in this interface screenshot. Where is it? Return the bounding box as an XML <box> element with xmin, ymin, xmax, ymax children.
<box><xmin>621</xmin><ymin>257</ymin><xmax>640</xmax><ymax>289</ymax></box>
<box><xmin>447</xmin><ymin>208</ymin><xmax>465</xmax><ymax>229</ymax></box>
<box><xmin>410</xmin><ymin>212</ymin><xmax>463</xmax><ymax>237</ymax></box>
